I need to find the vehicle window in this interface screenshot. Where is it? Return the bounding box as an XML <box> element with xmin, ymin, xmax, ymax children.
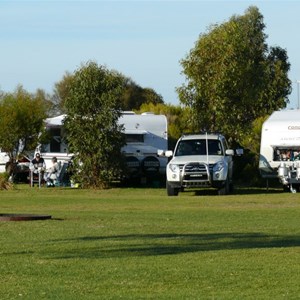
<box><xmin>208</xmin><ymin>140</ymin><xmax>223</xmax><ymax>155</ymax></box>
<box><xmin>175</xmin><ymin>139</ymin><xmax>223</xmax><ymax>156</ymax></box>
<box><xmin>221</xmin><ymin>137</ymin><xmax>228</xmax><ymax>151</ymax></box>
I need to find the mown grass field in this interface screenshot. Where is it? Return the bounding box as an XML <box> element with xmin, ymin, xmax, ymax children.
<box><xmin>1</xmin><ymin>185</ymin><xmax>300</xmax><ymax>299</ymax></box>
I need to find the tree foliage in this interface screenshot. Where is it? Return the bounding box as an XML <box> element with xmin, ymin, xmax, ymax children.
<box><xmin>121</xmin><ymin>79</ymin><xmax>164</xmax><ymax>110</ymax></box>
<box><xmin>54</xmin><ymin>72</ymin><xmax>164</xmax><ymax>113</ymax></box>
<box><xmin>0</xmin><ymin>86</ymin><xmax>48</xmax><ymax>171</ymax></box>
<box><xmin>177</xmin><ymin>6</ymin><xmax>291</xmax><ymax>144</ymax></box>
<box><xmin>240</xmin><ymin>115</ymin><xmax>268</xmax><ymax>156</ymax></box>
<box><xmin>53</xmin><ymin>72</ymin><xmax>74</xmax><ymax>114</ymax></box>
<box><xmin>63</xmin><ymin>61</ymin><xmax>126</xmax><ymax>188</ymax></box>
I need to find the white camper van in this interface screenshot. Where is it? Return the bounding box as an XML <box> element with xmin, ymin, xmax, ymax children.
<box><xmin>259</xmin><ymin>109</ymin><xmax>300</xmax><ymax>192</ymax></box>
<box><xmin>38</xmin><ymin>112</ymin><xmax>168</xmax><ymax>184</ymax></box>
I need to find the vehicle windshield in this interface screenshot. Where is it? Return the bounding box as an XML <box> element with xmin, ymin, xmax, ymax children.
<box><xmin>175</xmin><ymin>139</ymin><xmax>223</xmax><ymax>156</ymax></box>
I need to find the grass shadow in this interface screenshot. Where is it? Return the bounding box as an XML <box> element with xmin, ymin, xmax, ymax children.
<box><xmin>189</xmin><ymin>186</ymin><xmax>283</xmax><ymax>196</ymax></box>
<box><xmin>232</xmin><ymin>187</ymin><xmax>284</xmax><ymax>195</ymax></box>
<box><xmin>47</xmin><ymin>232</ymin><xmax>300</xmax><ymax>259</ymax></box>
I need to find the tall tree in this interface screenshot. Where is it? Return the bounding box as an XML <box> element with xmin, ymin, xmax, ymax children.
<box><xmin>177</xmin><ymin>6</ymin><xmax>291</xmax><ymax>143</ymax></box>
<box><xmin>63</xmin><ymin>61</ymin><xmax>126</xmax><ymax>188</ymax></box>
<box><xmin>53</xmin><ymin>71</ymin><xmax>74</xmax><ymax>114</ymax></box>
<box><xmin>121</xmin><ymin>79</ymin><xmax>164</xmax><ymax>110</ymax></box>
<box><xmin>54</xmin><ymin>72</ymin><xmax>164</xmax><ymax>113</ymax></box>
<box><xmin>0</xmin><ymin>86</ymin><xmax>48</xmax><ymax>176</ymax></box>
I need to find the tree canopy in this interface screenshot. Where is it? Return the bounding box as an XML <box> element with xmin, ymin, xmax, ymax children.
<box><xmin>63</xmin><ymin>61</ymin><xmax>126</xmax><ymax>188</ymax></box>
<box><xmin>54</xmin><ymin>71</ymin><xmax>164</xmax><ymax>113</ymax></box>
<box><xmin>121</xmin><ymin>79</ymin><xmax>164</xmax><ymax>110</ymax></box>
<box><xmin>177</xmin><ymin>6</ymin><xmax>291</xmax><ymax>143</ymax></box>
<box><xmin>0</xmin><ymin>86</ymin><xmax>49</xmax><ymax>170</ymax></box>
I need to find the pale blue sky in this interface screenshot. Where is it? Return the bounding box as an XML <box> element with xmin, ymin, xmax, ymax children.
<box><xmin>1</xmin><ymin>1</ymin><xmax>299</xmax><ymax>108</ymax></box>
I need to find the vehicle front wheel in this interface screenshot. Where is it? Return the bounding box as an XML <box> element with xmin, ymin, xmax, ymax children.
<box><xmin>166</xmin><ymin>181</ymin><xmax>179</xmax><ymax>196</ymax></box>
<box><xmin>218</xmin><ymin>177</ymin><xmax>230</xmax><ymax>195</ymax></box>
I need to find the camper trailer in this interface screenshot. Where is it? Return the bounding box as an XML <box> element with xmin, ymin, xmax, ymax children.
<box><xmin>259</xmin><ymin>109</ymin><xmax>300</xmax><ymax>192</ymax></box>
<box><xmin>38</xmin><ymin>112</ymin><xmax>168</xmax><ymax>183</ymax></box>
<box><xmin>0</xmin><ymin>149</ymin><xmax>8</xmax><ymax>173</ymax></box>
<box><xmin>39</xmin><ymin>114</ymin><xmax>72</xmax><ymax>166</ymax></box>
<box><xmin>119</xmin><ymin>112</ymin><xmax>168</xmax><ymax>182</ymax></box>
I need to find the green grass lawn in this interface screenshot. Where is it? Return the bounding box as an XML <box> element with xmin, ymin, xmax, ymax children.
<box><xmin>1</xmin><ymin>185</ymin><xmax>300</xmax><ymax>299</ymax></box>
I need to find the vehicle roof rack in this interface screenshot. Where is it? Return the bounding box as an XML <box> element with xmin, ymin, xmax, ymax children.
<box><xmin>181</xmin><ymin>132</ymin><xmax>222</xmax><ymax>137</ymax></box>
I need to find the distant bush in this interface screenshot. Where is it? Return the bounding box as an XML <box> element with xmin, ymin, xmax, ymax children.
<box><xmin>0</xmin><ymin>173</ymin><xmax>14</xmax><ymax>190</ymax></box>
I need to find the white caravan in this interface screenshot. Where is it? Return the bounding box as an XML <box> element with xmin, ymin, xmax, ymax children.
<box><xmin>0</xmin><ymin>149</ymin><xmax>9</xmax><ymax>173</ymax></box>
<box><xmin>39</xmin><ymin>114</ymin><xmax>72</xmax><ymax>168</ymax></box>
<box><xmin>38</xmin><ymin>112</ymin><xmax>168</xmax><ymax>183</ymax></box>
<box><xmin>119</xmin><ymin>112</ymin><xmax>168</xmax><ymax>182</ymax></box>
<box><xmin>259</xmin><ymin>109</ymin><xmax>300</xmax><ymax>192</ymax></box>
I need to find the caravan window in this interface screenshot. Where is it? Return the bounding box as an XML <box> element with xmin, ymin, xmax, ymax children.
<box><xmin>126</xmin><ymin>134</ymin><xmax>144</xmax><ymax>143</ymax></box>
<box><xmin>41</xmin><ymin>127</ymin><xmax>64</xmax><ymax>153</ymax></box>
<box><xmin>273</xmin><ymin>147</ymin><xmax>300</xmax><ymax>161</ymax></box>
<box><xmin>49</xmin><ymin>128</ymin><xmax>61</xmax><ymax>152</ymax></box>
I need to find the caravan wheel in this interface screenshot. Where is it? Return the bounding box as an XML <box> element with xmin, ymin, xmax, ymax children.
<box><xmin>142</xmin><ymin>156</ymin><xmax>160</xmax><ymax>177</ymax></box>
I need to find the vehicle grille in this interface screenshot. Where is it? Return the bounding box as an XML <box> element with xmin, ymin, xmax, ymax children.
<box><xmin>179</xmin><ymin>164</ymin><xmax>213</xmax><ymax>172</ymax></box>
<box><xmin>180</xmin><ymin>162</ymin><xmax>211</xmax><ymax>187</ymax></box>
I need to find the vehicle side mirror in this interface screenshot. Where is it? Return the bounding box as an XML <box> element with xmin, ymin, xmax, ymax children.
<box><xmin>157</xmin><ymin>150</ymin><xmax>173</xmax><ymax>157</ymax></box>
<box><xmin>236</xmin><ymin>148</ymin><xmax>244</xmax><ymax>156</ymax></box>
<box><xmin>157</xmin><ymin>149</ymin><xmax>165</xmax><ymax>156</ymax></box>
<box><xmin>225</xmin><ymin>149</ymin><xmax>234</xmax><ymax>156</ymax></box>
<box><xmin>165</xmin><ymin>150</ymin><xmax>173</xmax><ymax>157</ymax></box>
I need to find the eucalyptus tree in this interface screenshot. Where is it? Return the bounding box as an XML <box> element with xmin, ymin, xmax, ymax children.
<box><xmin>54</xmin><ymin>71</ymin><xmax>164</xmax><ymax>113</ymax></box>
<box><xmin>63</xmin><ymin>61</ymin><xmax>126</xmax><ymax>188</ymax></box>
<box><xmin>121</xmin><ymin>80</ymin><xmax>164</xmax><ymax>110</ymax></box>
<box><xmin>53</xmin><ymin>71</ymin><xmax>74</xmax><ymax>113</ymax></box>
<box><xmin>0</xmin><ymin>86</ymin><xmax>48</xmax><ymax>176</ymax></box>
<box><xmin>177</xmin><ymin>6</ymin><xmax>291</xmax><ymax>143</ymax></box>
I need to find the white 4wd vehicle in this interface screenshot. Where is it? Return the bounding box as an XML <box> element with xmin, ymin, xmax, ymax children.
<box><xmin>165</xmin><ymin>133</ymin><xmax>237</xmax><ymax>196</ymax></box>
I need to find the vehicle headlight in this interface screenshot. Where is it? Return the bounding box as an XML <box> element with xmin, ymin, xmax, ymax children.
<box><xmin>213</xmin><ymin>161</ymin><xmax>225</xmax><ymax>172</ymax></box>
<box><xmin>168</xmin><ymin>163</ymin><xmax>179</xmax><ymax>173</ymax></box>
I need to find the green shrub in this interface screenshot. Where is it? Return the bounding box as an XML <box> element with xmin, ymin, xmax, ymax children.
<box><xmin>233</xmin><ymin>149</ymin><xmax>265</xmax><ymax>187</ymax></box>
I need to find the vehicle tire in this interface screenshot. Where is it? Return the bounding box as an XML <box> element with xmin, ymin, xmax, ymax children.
<box><xmin>218</xmin><ymin>177</ymin><xmax>230</xmax><ymax>195</ymax></box>
<box><xmin>166</xmin><ymin>181</ymin><xmax>179</xmax><ymax>196</ymax></box>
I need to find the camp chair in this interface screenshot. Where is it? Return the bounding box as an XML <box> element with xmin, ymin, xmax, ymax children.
<box><xmin>30</xmin><ymin>168</ymin><xmax>45</xmax><ymax>188</ymax></box>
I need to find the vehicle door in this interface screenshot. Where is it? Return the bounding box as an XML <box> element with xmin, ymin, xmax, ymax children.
<box><xmin>221</xmin><ymin>138</ymin><xmax>233</xmax><ymax>179</ymax></box>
